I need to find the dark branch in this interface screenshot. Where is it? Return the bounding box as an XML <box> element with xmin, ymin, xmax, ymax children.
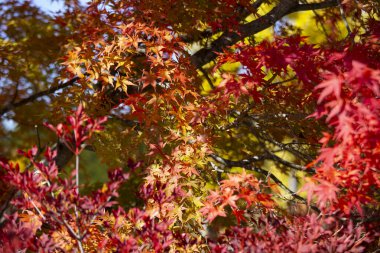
<box><xmin>209</xmin><ymin>153</ymin><xmax>320</xmax><ymax>212</ymax></box>
<box><xmin>0</xmin><ymin>77</ymin><xmax>79</xmax><ymax>116</ymax></box>
<box><xmin>264</xmin><ymin>149</ymin><xmax>313</xmax><ymax>172</ymax></box>
<box><xmin>209</xmin><ymin>153</ymin><xmax>269</xmax><ymax>167</ymax></box>
<box><xmin>210</xmin><ymin>151</ymin><xmax>314</xmax><ymax>174</ymax></box>
<box><xmin>180</xmin><ymin>0</ymin><xmax>266</xmax><ymax>43</ymax></box>
<box><xmin>257</xmin><ymin>133</ymin><xmax>314</xmax><ymax>163</ymax></box>
<box><xmin>190</xmin><ymin>0</ymin><xmax>338</xmax><ymax>68</ymax></box>
<box><xmin>179</xmin><ymin>29</ymin><xmax>214</xmax><ymax>43</ymax></box>
<box><xmin>0</xmin><ymin>189</ymin><xmax>17</xmax><ymax>222</ymax></box>
<box><xmin>264</xmin><ymin>76</ymin><xmax>297</xmax><ymax>89</ymax></box>
<box><xmin>291</xmin><ymin>0</ymin><xmax>340</xmax><ymax>12</ymax></box>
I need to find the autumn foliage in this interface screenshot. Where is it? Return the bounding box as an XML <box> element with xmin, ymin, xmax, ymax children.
<box><xmin>0</xmin><ymin>0</ymin><xmax>379</xmax><ymax>252</ymax></box>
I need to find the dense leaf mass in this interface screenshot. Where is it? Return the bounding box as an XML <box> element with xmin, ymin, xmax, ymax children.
<box><xmin>0</xmin><ymin>0</ymin><xmax>379</xmax><ymax>252</ymax></box>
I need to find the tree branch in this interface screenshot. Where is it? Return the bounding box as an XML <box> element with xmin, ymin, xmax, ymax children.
<box><xmin>190</xmin><ymin>0</ymin><xmax>338</xmax><ymax>68</ymax></box>
<box><xmin>291</xmin><ymin>0</ymin><xmax>340</xmax><ymax>12</ymax></box>
<box><xmin>210</xmin><ymin>151</ymin><xmax>314</xmax><ymax>174</ymax></box>
<box><xmin>209</xmin><ymin>154</ymin><xmax>320</xmax><ymax>212</ymax></box>
<box><xmin>180</xmin><ymin>0</ymin><xmax>266</xmax><ymax>43</ymax></box>
<box><xmin>0</xmin><ymin>77</ymin><xmax>79</xmax><ymax>116</ymax></box>
<box><xmin>265</xmin><ymin>149</ymin><xmax>311</xmax><ymax>171</ymax></box>
<box><xmin>209</xmin><ymin>153</ymin><xmax>269</xmax><ymax>167</ymax></box>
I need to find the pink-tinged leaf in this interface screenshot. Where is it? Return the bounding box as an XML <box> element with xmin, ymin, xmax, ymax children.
<box><xmin>200</xmin><ymin>203</ymin><xmax>226</xmax><ymax>222</ymax></box>
<box><xmin>316</xmin><ymin>76</ymin><xmax>342</xmax><ymax>104</ymax></box>
<box><xmin>310</xmin><ymin>179</ymin><xmax>339</xmax><ymax>208</ymax></box>
<box><xmin>326</xmin><ymin>99</ymin><xmax>344</xmax><ymax>122</ymax></box>
<box><xmin>220</xmin><ymin>188</ymin><xmax>239</xmax><ymax>209</ymax></box>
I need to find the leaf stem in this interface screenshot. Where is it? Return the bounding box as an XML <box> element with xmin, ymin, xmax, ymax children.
<box><xmin>76</xmin><ymin>155</ymin><xmax>80</xmax><ymax>195</ymax></box>
<box><xmin>75</xmin><ymin>154</ymin><xmax>81</xmax><ymax>241</ymax></box>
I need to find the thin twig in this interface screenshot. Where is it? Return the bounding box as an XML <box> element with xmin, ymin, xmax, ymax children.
<box><xmin>336</xmin><ymin>0</ymin><xmax>352</xmax><ymax>35</ymax></box>
<box><xmin>28</xmin><ymin>196</ymin><xmax>46</xmax><ymax>220</ymax></box>
<box><xmin>75</xmin><ymin>155</ymin><xmax>80</xmax><ymax>196</ymax></box>
<box><xmin>265</xmin><ymin>76</ymin><xmax>296</xmax><ymax>89</ymax></box>
<box><xmin>80</xmin><ymin>195</ymin><xmax>113</xmax><ymax>240</ymax></box>
<box><xmin>51</xmin><ymin>213</ymin><xmax>84</xmax><ymax>253</ymax></box>
<box><xmin>74</xmin><ymin>154</ymin><xmax>82</xmax><ymax>248</ymax></box>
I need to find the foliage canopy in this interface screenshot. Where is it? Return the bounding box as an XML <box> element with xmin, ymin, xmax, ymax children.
<box><xmin>0</xmin><ymin>0</ymin><xmax>379</xmax><ymax>252</ymax></box>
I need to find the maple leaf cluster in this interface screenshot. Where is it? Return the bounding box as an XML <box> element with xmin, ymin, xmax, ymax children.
<box><xmin>308</xmin><ymin>53</ymin><xmax>380</xmax><ymax>214</ymax></box>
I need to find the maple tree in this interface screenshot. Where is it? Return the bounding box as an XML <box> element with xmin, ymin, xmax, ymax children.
<box><xmin>0</xmin><ymin>0</ymin><xmax>379</xmax><ymax>252</ymax></box>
